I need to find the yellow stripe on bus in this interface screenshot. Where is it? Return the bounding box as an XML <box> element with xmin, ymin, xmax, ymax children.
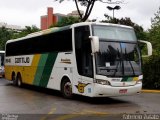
<box><xmin>23</xmin><ymin>54</ymin><xmax>41</xmax><ymax>84</ymax></box>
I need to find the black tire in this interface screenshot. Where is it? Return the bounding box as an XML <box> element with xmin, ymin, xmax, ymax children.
<box><xmin>61</xmin><ymin>79</ymin><xmax>73</xmax><ymax>98</ymax></box>
<box><xmin>17</xmin><ymin>74</ymin><xmax>23</xmax><ymax>87</ymax></box>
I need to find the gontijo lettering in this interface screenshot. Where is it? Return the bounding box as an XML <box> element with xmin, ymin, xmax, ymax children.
<box><xmin>5</xmin><ymin>58</ymin><xmax>11</xmax><ymax>63</ymax></box>
<box><xmin>15</xmin><ymin>57</ymin><xmax>30</xmax><ymax>63</ymax></box>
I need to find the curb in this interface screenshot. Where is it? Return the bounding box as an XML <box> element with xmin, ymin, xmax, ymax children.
<box><xmin>141</xmin><ymin>89</ymin><xmax>160</xmax><ymax>93</ymax></box>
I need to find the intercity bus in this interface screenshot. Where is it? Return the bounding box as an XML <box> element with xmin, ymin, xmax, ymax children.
<box><xmin>0</xmin><ymin>51</ymin><xmax>5</xmax><ymax>77</ymax></box>
<box><xmin>5</xmin><ymin>22</ymin><xmax>152</xmax><ymax>98</ymax></box>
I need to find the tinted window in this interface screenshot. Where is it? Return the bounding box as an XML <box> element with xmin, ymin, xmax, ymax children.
<box><xmin>6</xmin><ymin>29</ymin><xmax>72</xmax><ymax>56</ymax></box>
<box><xmin>75</xmin><ymin>26</ymin><xmax>93</xmax><ymax>77</ymax></box>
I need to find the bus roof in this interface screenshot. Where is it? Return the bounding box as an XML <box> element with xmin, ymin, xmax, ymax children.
<box><xmin>6</xmin><ymin>22</ymin><xmax>133</xmax><ymax>44</ymax></box>
<box><xmin>6</xmin><ymin>25</ymin><xmax>71</xmax><ymax>44</ymax></box>
<box><xmin>70</xmin><ymin>22</ymin><xmax>133</xmax><ymax>29</ymax></box>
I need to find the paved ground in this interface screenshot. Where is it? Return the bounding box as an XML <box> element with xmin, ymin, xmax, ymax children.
<box><xmin>0</xmin><ymin>78</ymin><xmax>160</xmax><ymax>120</ymax></box>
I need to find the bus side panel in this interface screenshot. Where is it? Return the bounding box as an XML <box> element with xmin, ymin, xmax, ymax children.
<box><xmin>33</xmin><ymin>52</ymin><xmax>58</xmax><ymax>87</ymax></box>
<box><xmin>5</xmin><ymin>56</ymin><xmax>22</xmax><ymax>81</ymax></box>
<box><xmin>33</xmin><ymin>54</ymin><xmax>49</xmax><ymax>86</ymax></box>
<box><xmin>5</xmin><ymin>54</ymin><xmax>41</xmax><ymax>84</ymax></box>
<box><xmin>46</xmin><ymin>52</ymin><xmax>94</xmax><ymax>97</ymax></box>
<box><xmin>5</xmin><ymin>52</ymin><xmax>59</xmax><ymax>88</ymax></box>
<box><xmin>23</xmin><ymin>54</ymin><xmax>41</xmax><ymax>84</ymax></box>
<box><xmin>5</xmin><ymin>66</ymin><xmax>15</xmax><ymax>81</ymax></box>
<box><xmin>47</xmin><ymin>52</ymin><xmax>73</xmax><ymax>90</ymax></box>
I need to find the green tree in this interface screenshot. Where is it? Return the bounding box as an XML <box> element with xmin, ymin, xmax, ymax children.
<box><xmin>50</xmin><ymin>16</ymin><xmax>80</xmax><ymax>27</ymax></box>
<box><xmin>23</xmin><ymin>25</ymin><xmax>39</xmax><ymax>34</ymax></box>
<box><xmin>0</xmin><ymin>25</ymin><xmax>39</xmax><ymax>50</ymax></box>
<box><xmin>0</xmin><ymin>27</ymin><xmax>13</xmax><ymax>50</ymax></box>
<box><xmin>55</xmin><ymin>0</ymin><xmax>125</xmax><ymax>22</ymax></box>
<box><xmin>12</xmin><ymin>25</ymin><xmax>40</xmax><ymax>39</ymax></box>
<box><xmin>148</xmin><ymin>7</ymin><xmax>160</xmax><ymax>53</ymax></box>
<box><xmin>142</xmin><ymin>7</ymin><xmax>160</xmax><ymax>89</ymax></box>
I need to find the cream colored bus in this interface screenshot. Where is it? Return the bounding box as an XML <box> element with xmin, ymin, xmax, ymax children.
<box><xmin>5</xmin><ymin>22</ymin><xmax>152</xmax><ymax>98</ymax></box>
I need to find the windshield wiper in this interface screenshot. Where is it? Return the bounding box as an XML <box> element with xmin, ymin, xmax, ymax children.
<box><xmin>113</xmin><ymin>48</ymin><xmax>122</xmax><ymax>77</ymax></box>
<box><xmin>124</xmin><ymin>48</ymin><xmax>135</xmax><ymax>76</ymax></box>
<box><xmin>120</xmin><ymin>43</ymin><xmax>125</xmax><ymax>76</ymax></box>
<box><xmin>99</xmin><ymin>66</ymin><xmax>117</xmax><ymax>71</ymax></box>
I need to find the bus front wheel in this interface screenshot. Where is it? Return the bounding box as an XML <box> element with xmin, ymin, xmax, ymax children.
<box><xmin>61</xmin><ymin>79</ymin><xmax>73</xmax><ymax>98</ymax></box>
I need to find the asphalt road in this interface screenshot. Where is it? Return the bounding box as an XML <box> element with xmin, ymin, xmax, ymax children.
<box><xmin>0</xmin><ymin>78</ymin><xmax>160</xmax><ymax>120</ymax></box>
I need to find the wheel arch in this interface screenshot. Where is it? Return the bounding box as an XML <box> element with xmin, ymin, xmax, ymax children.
<box><xmin>16</xmin><ymin>72</ymin><xmax>21</xmax><ymax>77</ymax></box>
<box><xmin>60</xmin><ymin>75</ymin><xmax>72</xmax><ymax>91</ymax></box>
<box><xmin>11</xmin><ymin>71</ymin><xmax>16</xmax><ymax>81</ymax></box>
<box><xmin>16</xmin><ymin>72</ymin><xmax>22</xmax><ymax>80</ymax></box>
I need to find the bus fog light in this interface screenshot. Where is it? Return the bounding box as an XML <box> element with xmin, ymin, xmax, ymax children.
<box><xmin>96</xmin><ymin>79</ymin><xmax>111</xmax><ymax>85</ymax></box>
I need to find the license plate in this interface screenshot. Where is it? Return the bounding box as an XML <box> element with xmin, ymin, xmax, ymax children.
<box><xmin>119</xmin><ymin>89</ymin><xmax>127</xmax><ymax>94</ymax></box>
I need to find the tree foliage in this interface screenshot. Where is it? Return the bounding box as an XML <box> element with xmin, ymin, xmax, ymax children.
<box><xmin>12</xmin><ymin>25</ymin><xmax>40</xmax><ymax>39</ymax></box>
<box><xmin>142</xmin><ymin>7</ymin><xmax>160</xmax><ymax>89</ymax></box>
<box><xmin>151</xmin><ymin>7</ymin><xmax>160</xmax><ymax>28</ymax></box>
<box><xmin>55</xmin><ymin>0</ymin><xmax>125</xmax><ymax>22</ymax></box>
<box><xmin>143</xmin><ymin>54</ymin><xmax>160</xmax><ymax>89</ymax></box>
<box><xmin>50</xmin><ymin>16</ymin><xmax>80</xmax><ymax>27</ymax></box>
<box><xmin>0</xmin><ymin>25</ymin><xmax>39</xmax><ymax>50</ymax></box>
<box><xmin>0</xmin><ymin>27</ymin><xmax>13</xmax><ymax>50</ymax></box>
<box><xmin>148</xmin><ymin>7</ymin><xmax>160</xmax><ymax>53</ymax></box>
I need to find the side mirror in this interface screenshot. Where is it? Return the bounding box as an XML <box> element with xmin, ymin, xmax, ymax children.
<box><xmin>138</xmin><ymin>40</ymin><xmax>152</xmax><ymax>57</ymax></box>
<box><xmin>89</xmin><ymin>36</ymin><xmax>100</xmax><ymax>53</ymax></box>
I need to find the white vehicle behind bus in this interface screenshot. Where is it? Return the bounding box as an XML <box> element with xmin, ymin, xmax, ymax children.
<box><xmin>0</xmin><ymin>51</ymin><xmax>5</xmax><ymax>77</ymax></box>
<box><xmin>5</xmin><ymin>22</ymin><xmax>152</xmax><ymax>98</ymax></box>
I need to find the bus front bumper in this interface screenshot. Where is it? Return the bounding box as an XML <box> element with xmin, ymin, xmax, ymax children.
<box><xmin>92</xmin><ymin>83</ymin><xmax>142</xmax><ymax>97</ymax></box>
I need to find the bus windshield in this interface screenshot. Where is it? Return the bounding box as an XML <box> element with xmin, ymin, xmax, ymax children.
<box><xmin>93</xmin><ymin>25</ymin><xmax>137</xmax><ymax>41</ymax></box>
<box><xmin>93</xmin><ymin>25</ymin><xmax>142</xmax><ymax>77</ymax></box>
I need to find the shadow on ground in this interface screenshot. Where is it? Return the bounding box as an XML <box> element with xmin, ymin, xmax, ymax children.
<box><xmin>1</xmin><ymin>78</ymin><xmax>132</xmax><ymax>105</ymax></box>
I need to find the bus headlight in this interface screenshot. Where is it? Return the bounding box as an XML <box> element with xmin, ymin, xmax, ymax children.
<box><xmin>136</xmin><ymin>75</ymin><xmax>143</xmax><ymax>84</ymax></box>
<box><xmin>136</xmin><ymin>80</ymin><xmax>142</xmax><ymax>84</ymax></box>
<box><xmin>96</xmin><ymin>79</ymin><xmax>111</xmax><ymax>85</ymax></box>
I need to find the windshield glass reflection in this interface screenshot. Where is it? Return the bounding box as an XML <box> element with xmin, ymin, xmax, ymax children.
<box><xmin>95</xmin><ymin>41</ymin><xmax>142</xmax><ymax>77</ymax></box>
